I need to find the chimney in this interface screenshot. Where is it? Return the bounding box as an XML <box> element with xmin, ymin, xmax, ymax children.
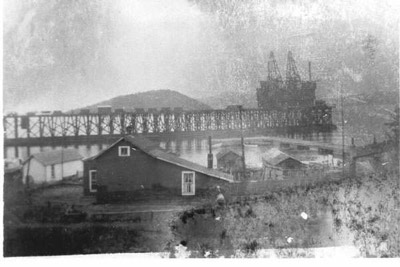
<box><xmin>207</xmin><ymin>136</ymin><xmax>213</xmax><ymax>169</ymax></box>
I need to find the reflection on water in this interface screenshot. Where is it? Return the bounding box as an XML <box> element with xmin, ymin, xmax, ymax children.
<box><xmin>5</xmin><ymin>144</ymin><xmax>110</xmax><ymax>160</ymax></box>
<box><xmin>5</xmin><ymin>130</ymin><xmax>350</xmax><ymax>163</ymax></box>
<box><xmin>5</xmin><ymin>139</ymin><xmax>264</xmax><ymax>168</ymax></box>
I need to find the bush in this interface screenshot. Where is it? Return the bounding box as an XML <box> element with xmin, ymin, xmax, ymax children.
<box><xmin>242</xmin><ymin>240</ymin><xmax>258</xmax><ymax>254</ymax></box>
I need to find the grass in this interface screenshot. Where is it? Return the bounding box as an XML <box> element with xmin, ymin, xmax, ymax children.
<box><xmin>171</xmin><ymin>165</ymin><xmax>400</xmax><ymax>257</ymax></box>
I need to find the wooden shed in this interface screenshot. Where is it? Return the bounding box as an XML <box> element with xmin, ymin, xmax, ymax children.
<box><xmin>22</xmin><ymin>149</ymin><xmax>83</xmax><ymax>185</ymax></box>
<box><xmin>261</xmin><ymin>148</ymin><xmax>306</xmax><ymax>180</ymax></box>
<box><xmin>83</xmin><ymin>136</ymin><xmax>234</xmax><ymax>202</ymax></box>
<box><xmin>216</xmin><ymin>149</ymin><xmax>243</xmax><ymax>178</ymax></box>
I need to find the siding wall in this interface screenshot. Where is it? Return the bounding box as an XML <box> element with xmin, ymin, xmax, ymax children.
<box><xmin>23</xmin><ymin>159</ymin><xmax>83</xmax><ymax>185</ymax></box>
<box><xmin>62</xmin><ymin>160</ymin><xmax>83</xmax><ymax>178</ymax></box>
<box><xmin>83</xmin><ymin>140</ymin><xmax>230</xmax><ymax>198</ymax></box>
<box><xmin>44</xmin><ymin>160</ymin><xmax>83</xmax><ymax>181</ymax></box>
<box><xmin>217</xmin><ymin>153</ymin><xmax>242</xmax><ymax>174</ymax></box>
<box><xmin>217</xmin><ymin>153</ymin><xmax>241</xmax><ymax>168</ymax></box>
<box><xmin>95</xmin><ymin>140</ymin><xmax>159</xmax><ymax>192</ymax></box>
<box><xmin>22</xmin><ymin>159</ymin><xmax>45</xmax><ymax>184</ymax></box>
<box><xmin>152</xmin><ymin>157</ymin><xmax>229</xmax><ymax>194</ymax></box>
<box><xmin>262</xmin><ymin>165</ymin><xmax>284</xmax><ymax>180</ymax></box>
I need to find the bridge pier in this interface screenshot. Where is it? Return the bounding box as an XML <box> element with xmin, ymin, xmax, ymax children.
<box><xmin>175</xmin><ymin>139</ymin><xmax>183</xmax><ymax>152</ymax></box>
<box><xmin>165</xmin><ymin>140</ymin><xmax>171</xmax><ymax>151</ymax></box>
<box><xmin>186</xmin><ymin>139</ymin><xmax>193</xmax><ymax>152</ymax></box>
<box><xmin>195</xmin><ymin>138</ymin><xmax>203</xmax><ymax>152</ymax></box>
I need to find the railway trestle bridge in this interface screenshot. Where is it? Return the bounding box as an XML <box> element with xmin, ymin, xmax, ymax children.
<box><xmin>4</xmin><ymin>106</ymin><xmax>335</xmax><ymax>148</ymax></box>
<box><xmin>4</xmin><ymin>51</ymin><xmax>338</xmax><ymax>158</ymax></box>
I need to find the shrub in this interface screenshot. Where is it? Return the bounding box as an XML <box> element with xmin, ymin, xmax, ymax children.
<box><xmin>242</xmin><ymin>240</ymin><xmax>258</xmax><ymax>254</ymax></box>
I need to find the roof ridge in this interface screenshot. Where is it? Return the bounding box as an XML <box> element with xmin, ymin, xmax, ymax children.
<box><xmin>30</xmin><ymin>148</ymin><xmax>83</xmax><ymax>166</ymax></box>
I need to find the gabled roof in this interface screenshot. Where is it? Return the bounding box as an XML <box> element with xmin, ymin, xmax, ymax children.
<box><xmin>125</xmin><ymin>135</ymin><xmax>164</xmax><ymax>154</ymax></box>
<box><xmin>28</xmin><ymin>149</ymin><xmax>83</xmax><ymax>166</ymax></box>
<box><xmin>90</xmin><ymin>135</ymin><xmax>159</xmax><ymax>160</ymax></box>
<box><xmin>148</xmin><ymin>149</ymin><xmax>233</xmax><ymax>182</ymax></box>
<box><xmin>262</xmin><ymin>148</ymin><xmax>301</xmax><ymax>166</ymax></box>
<box><xmin>216</xmin><ymin>149</ymin><xmax>241</xmax><ymax>159</ymax></box>
<box><xmin>91</xmin><ymin>135</ymin><xmax>234</xmax><ymax>182</ymax></box>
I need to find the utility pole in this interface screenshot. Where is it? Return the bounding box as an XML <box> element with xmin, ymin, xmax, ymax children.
<box><xmin>207</xmin><ymin>136</ymin><xmax>213</xmax><ymax>169</ymax></box>
<box><xmin>340</xmin><ymin>81</ymin><xmax>345</xmax><ymax>178</ymax></box>
<box><xmin>239</xmin><ymin>105</ymin><xmax>246</xmax><ymax>179</ymax></box>
<box><xmin>61</xmin><ymin>134</ymin><xmax>65</xmax><ymax>180</ymax></box>
<box><xmin>61</xmin><ymin>147</ymin><xmax>64</xmax><ymax>179</ymax></box>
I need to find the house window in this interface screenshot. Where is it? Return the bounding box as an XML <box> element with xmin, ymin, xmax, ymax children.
<box><xmin>89</xmin><ymin>170</ymin><xmax>98</xmax><ymax>193</ymax></box>
<box><xmin>118</xmin><ymin>146</ymin><xmax>130</xmax><ymax>157</ymax></box>
<box><xmin>182</xmin><ymin>171</ymin><xmax>195</xmax><ymax>196</ymax></box>
<box><xmin>51</xmin><ymin>165</ymin><xmax>55</xmax><ymax>179</ymax></box>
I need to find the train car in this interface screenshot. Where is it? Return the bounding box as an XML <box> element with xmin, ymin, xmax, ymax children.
<box><xmin>160</xmin><ymin>107</ymin><xmax>171</xmax><ymax>113</ymax></box>
<box><xmin>173</xmin><ymin>107</ymin><xmax>183</xmax><ymax>113</ymax></box>
<box><xmin>226</xmin><ymin>105</ymin><xmax>242</xmax><ymax>111</ymax></box>
<box><xmin>147</xmin><ymin>108</ymin><xmax>158</xmax><ymax>114</ymax></box>
<box><xmin>134</xmin><ymin>108</ymin><xmax>145</xmax><ymax>113</ymax></box>
<box><xmin>97</xmin><ymin>106</ymin><xmax>112</xmax><ymax>114</ymax></box>
<box><xmin>36</xmin><ymin>111</ymin><xmax>52</xmax><ymax>116</ymax></box>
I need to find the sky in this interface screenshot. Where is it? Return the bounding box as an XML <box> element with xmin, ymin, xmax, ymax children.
<box><xmin>2</xmin><ymin>0</ymin><xmax>399</xmax><ymax>114</ymax></box>
<box><xmin>3</xmin><ymin>0</ymin><xmax>213</xmax><ymax>113</ymax></box>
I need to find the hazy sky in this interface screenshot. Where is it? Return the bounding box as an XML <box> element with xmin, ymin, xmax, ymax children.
<box><xmin>3</xmin><ymin>0</ymin><xmax>213</xmax><ymax>113</ymax></box>
<box><xmin>2</xmin><ymin>0</ymin><xmax>399</xmax><ymax>114</ymax></box>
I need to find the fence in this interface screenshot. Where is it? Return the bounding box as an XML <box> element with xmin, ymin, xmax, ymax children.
<box><xmin>226</xmin><ymin>171</ymin><xmax>343</xmax><ymax>197</ymax></box>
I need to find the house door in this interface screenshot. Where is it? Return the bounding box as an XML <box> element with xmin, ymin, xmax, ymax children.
<box><xmin>182</xmin><ymin>171</ymin><xmax>195</xmax><ymax>196</ymax></box>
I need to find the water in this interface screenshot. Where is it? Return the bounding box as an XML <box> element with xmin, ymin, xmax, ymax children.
<box><xmin>5</xmin><ymin>132</ymin><xmax>343</xmax><ymax>169</ymax></box>
<box><xmin>160</xmin><ymin>139</ymin><xmax>268</xmax><ymax>169</ymax></box>
<box><xmin>5</xmin><ymin>144</ymin><xmax>110</xmax><ymax>161</ymax></box>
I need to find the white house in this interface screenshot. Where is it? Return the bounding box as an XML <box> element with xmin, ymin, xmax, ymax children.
<box><xmin>22</xmin><ymin>149</ymin><xmax>83</xmax><ymax>185</ymax></box>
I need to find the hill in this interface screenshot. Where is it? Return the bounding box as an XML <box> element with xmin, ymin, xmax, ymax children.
<box><xmin>77</xmin><ymin>89</ymin><xmax>212</xmax><ymax>112</ymax></box>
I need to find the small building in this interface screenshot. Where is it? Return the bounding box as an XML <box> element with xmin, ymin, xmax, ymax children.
<box><xmin>216</xmin><ymin>149</ymin><xmax>242</xmax><ymax>171</ymax></box>
<box><xmin>22</xmin><ymin>149</ymin><xmax>83</xmax><ymax>185</ymax></box>
<box><xmin>216</xmin><ymin>149</ymin><xmax>243</xmax><ymax>179</ymax></box>
<box><xmin>83</xmin><ymin>136</ymin><xmax>234</xmax><ymax>202</ymax></box>
<box><xmin>261</xmin><ymin>148</ymin><xmax>306</xmax><ymax>180</ymax></box>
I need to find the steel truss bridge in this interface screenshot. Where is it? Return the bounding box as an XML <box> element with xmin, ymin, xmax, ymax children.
<box><xmin>3</xmin><ymin>106</ymin><xmax>335</xmax><ymax>147</ymax></box>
